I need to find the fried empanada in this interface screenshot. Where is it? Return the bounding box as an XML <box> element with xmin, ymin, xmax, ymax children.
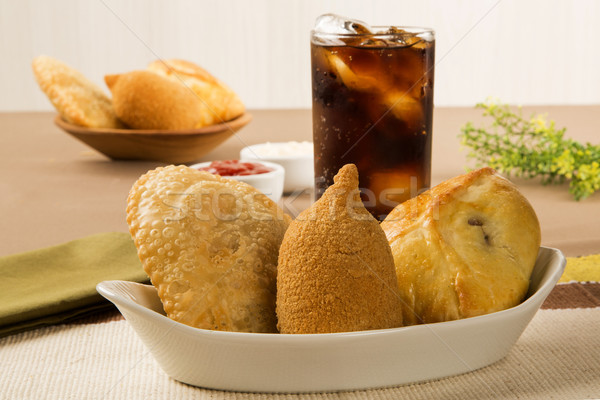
<box><xmin>32</xmin><ymin>55</ymin><xmax>123</xmax><ymax>129</ymax></box>
<box><xmin>126</xmin><ymin>165</ymin><xmax>291</xmax><ymax>333</ymax></box>
<box><xmin>381</xmin><ymin>167</ymin><xmax>541</xmax><ymax>325</ymax></box>
<box><xmin>276</xmin><ymin>164</ymin><xmax>403</xmax><ymax>333</ymax></box>
<box><xmin>147</xmin><ymin>59</ymin><xmax>245</xmax><ymax>127</ymax></box>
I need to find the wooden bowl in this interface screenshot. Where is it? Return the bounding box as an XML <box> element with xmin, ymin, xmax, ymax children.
<box><xmin>54</xmin><ymin>113</ymin><xmax>252</xmax><ymax>163</ymax></box>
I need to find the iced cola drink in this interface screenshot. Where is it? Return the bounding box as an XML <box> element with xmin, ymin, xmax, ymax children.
<box><xmin>311</xmin><ymin>15</ymin><xmax>435</xmax><ymax>220</ymax></box>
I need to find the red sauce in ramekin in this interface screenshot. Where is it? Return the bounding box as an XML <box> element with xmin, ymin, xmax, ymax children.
<box><xmin>197</xmin><ymin>160</ymin><xmax>273</xmax><ymax>176</ymax></box>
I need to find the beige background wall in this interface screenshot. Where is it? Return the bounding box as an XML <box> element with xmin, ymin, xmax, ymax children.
<box><xmin>1</xmin><ymin>0</ymin><xmax>599</xmax><ymax>111</ymax></box>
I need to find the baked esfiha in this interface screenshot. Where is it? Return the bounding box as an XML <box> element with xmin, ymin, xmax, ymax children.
<box><xmin>126</xmin><ymin>165</ymin><xmax>291</xmax><ymax>333</ymax></box>
<box><xmin>147</xmin><ymin>59</ymin><xmax>245</xmax><ymax>127</ymax></box>
<box><xmin>380</xmin><ymin>167</ymin><xmax>541</xmax><ymax>325</ymax></box>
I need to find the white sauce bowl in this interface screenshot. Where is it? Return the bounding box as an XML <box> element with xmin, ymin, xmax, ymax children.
<box><xmin>240</xmin><ymin>142</ymin><xmax>314</xmax><ymax>193</ymax></box>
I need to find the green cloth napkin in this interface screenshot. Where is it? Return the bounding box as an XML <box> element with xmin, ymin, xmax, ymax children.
<box><xmin>0</xmin><ymin>232</ymin><xmax>148</xmax><ymax>338</ymax></box>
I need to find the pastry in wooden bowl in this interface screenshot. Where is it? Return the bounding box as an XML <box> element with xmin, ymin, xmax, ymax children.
<box><xmin>32</xmin><ymin>55</ymin><xmax>123</xmax><ymax>129</ymax></box>
<box><xmin>53</xmin><ymin>112</ymin><xmax>251</xmax><ymax>163</ymax></box>
<box><xmin>147</xmin><ymin>59</ymin><xmax>245</xmax><ymax>128</ymax></box>
<box><xmin>105</xmin><ymin>70</ymin><xmax>206</xmax><ymax>130</ymax></box>
<box><xmin>127</xmin><ymin>165</ymin><xmax>291</xmax><ymax>333</ymax></box>
<box><xmin>380</xmin><ymin>167</ymin><xmax>541</xmax><ymax>325</ymax></box>
<box><xmin>277</xmin><ymin>164</ymin><xmax>403</xmax><ymax>334</ymax></box>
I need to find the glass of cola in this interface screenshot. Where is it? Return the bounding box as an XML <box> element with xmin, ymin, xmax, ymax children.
<box><xmin>311</xmin><ymin>14</ymin><xmax>435</xmax><ymax>220</ymax></box>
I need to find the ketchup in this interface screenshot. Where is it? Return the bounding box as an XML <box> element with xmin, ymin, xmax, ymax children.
<box><xmin>198</xmin><ymin>160</ymin><xmax>273</xmax><ymax>176</ymax></box>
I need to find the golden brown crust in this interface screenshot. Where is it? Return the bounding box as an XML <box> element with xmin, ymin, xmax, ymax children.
<box><xmin>126</xmin><ymin>165</ymin><xmax>291</xmax><ymax>333</ymax></box>
<box><xmin>381</xmin><ymin>167</ymin><xmax>541</xmax><ymax>325</ymax></box>
<box><xmin>105</xmin><ymin>71</ymin><xmax>206</xmax><ymax>130</ymax></box>
<box><xmin>147</xmin><ymin>59</ymin><xmax>245</xmax><ymax>127</ymax></box>
<box><xmin>276</xmin><ymin>164</ymin><xmax>403</xmax><ymax>334</ymax></box>
<box><xmin>32</xmin><ymin>55</ymin><xmax>123</xmax><ymax>128</ymax></box>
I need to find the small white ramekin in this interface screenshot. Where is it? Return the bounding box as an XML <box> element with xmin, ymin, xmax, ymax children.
<box><xmin>189</xmin><ymin>160</ymin><xmax>285</xmax><ymax>203</ymax></box>
<box><xmin>240</xmin><ymin>143</ymin><xmax>314</xmax><ymax>193</ymax></box>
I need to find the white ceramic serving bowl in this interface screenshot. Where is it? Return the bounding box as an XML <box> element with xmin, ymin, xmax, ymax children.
<box><xmin>189</xmin><ymin>160</ymin><xmax>284</xmax><ymax>203</ymax></box>
<box><xmin>240</xmin><ymin>142</ymin><xmax>314</xmax><ymax>193</ymax></box>
<box><xmin>97</xmin><ymin>246</ymin><xmax>565</xmax><ymax>393</ymax></box>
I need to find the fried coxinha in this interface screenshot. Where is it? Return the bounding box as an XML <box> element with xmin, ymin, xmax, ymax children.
<box><xmin>276</xmin><ymin>164</ymin><xmax>403</xmax><ymax>334</ymax></box>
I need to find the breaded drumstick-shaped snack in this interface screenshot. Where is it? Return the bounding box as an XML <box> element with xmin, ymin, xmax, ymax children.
<box><xmin>127</xmin><ymin>165</ymin><xmax>291</xmax><ymax>333</ymax></box>
<box><xmin>105</xmin><ymin>71</ymin><xmax>205</xmax><ymax>130</ymax></box>
<box><xmin>276</xmin><ymin>164</ymin><xmax>403</xmax><ymax>333</ymax></box>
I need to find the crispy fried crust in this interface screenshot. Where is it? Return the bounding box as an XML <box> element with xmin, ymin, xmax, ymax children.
<box><xmin>126</xmin><ymin>165</ymin><xmax>291</xmax><ymax>333</ymax></box>
<box><xmin>381</xmin><ymin>167</ymin><xmax>541</xmax><ymax>325</ymax></box>
<box><xmin>276</xmin><ymin>164</ymin><xmax>403</xmax><ymax>333</ymax></box>
<box><xmin>32</xmin><ymin>56</ymin><xmax>123</xmax><ymax>128</ymax></box>
<box><xmin>147</xmin><ymin>59</ymin><xmax>245</xmax><ymax>127</ymax></box>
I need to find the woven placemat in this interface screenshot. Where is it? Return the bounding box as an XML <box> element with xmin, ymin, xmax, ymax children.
<box><xmin>1</xmin><ymin>307</ymin><xmax>599</xmax><ymax>399</ymax></box>
<box><xmin>543</xmin><ymin>282</ymin><xmax>600</xmax><ymax>309</ymax></box>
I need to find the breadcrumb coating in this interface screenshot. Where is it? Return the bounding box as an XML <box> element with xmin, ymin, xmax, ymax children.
<box><xmin>276</xmin><ymin>164</ymin><xmax>403</xmax><ymax>334</ymax></box>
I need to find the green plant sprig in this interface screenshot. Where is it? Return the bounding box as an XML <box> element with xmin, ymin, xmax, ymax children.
<box><xmin>460</xmin><ymin>100</ymin><xmax>600</xmax><ymax>200</ymax></box>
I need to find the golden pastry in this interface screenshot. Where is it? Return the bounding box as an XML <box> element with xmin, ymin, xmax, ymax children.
<box><xmin>276</xmin><ymin>164</ymin><xmax>403</xmax><ymax>334</ymax></box>
<box><xmin>32</xmin><ymin>55</ymin><xmax>123</xmax><ymax>129</ymax></box>
<box><xmin>105</xmin><ymin>70</ymin><xmax>206</xmax><ymax>130</ymax></box>
<box><xmin>147</xmin><ymin>59</ymin><xmax>245</xmax><ymax>127</ymax></box>
<box><xmin>127</xmin><ymin>165</ymin><xmax>291</xmax><ymax>333</ymax></box>
<box><xmin>381</xmin><ymin>167</ymin><xmax>541</xmax><ymax>325</ymax></box>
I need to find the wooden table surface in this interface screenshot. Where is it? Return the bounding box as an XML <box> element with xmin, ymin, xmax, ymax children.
<box><xmin>1</xmin><ymin>107</ymin><xmax>598</xmax><ymax>257</ymax></box>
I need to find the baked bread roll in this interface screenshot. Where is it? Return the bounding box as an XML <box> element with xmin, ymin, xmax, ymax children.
<box><xmin>127</xmin><ymin>165</ymin><xmax>291</xmax><ymax>333</ymax></box>
<box><xmin>32</xmin><ymin>55</ymin><xmax>123</xmax><ymax>129</ymax></box>
<box><xmin>147</xmin><ymin>59</ymin><xmax>245</xmax><ymax>127</ymax></box>
<box><xmin>380</xmin><ymin>167</ymin><xmax>541</xmax><ymax>325</ymax></box>
<box><xmin>105</xmin><ymin>70</ymin><xmax>207</xmax><ymax>130</ymax></box>
<box><xmin>277</xmin><ymin>164</ymin><xmax>403</xmax><ymax>333</ymax></box>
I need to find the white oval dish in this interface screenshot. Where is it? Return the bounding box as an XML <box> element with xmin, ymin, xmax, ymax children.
<box><xmin>97</xmin><ymin>246</ymin><xmax>565</xmax><ymax>393</ymax></box>
<box><xmin>189</xmin><ymin>160</ymin><xmax>284</xmax><ymax>203</ymax></box>
<box><xmin>240</xmin><ymin>142</ymin><xmax>314</xmax><ymax>193</ymax></box>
